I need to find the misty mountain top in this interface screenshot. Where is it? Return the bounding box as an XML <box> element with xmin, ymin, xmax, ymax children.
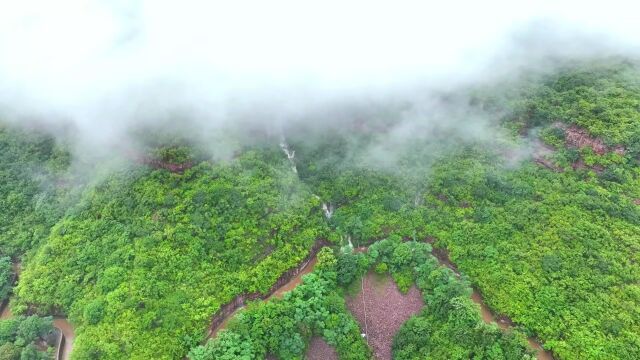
<box><xmin>1</xmin><ymin>1</ymin><xmax>639</xmax><ymax>162</ymax></box>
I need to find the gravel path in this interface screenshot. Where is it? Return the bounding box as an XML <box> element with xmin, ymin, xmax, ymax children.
<box><xmin>346</xmin><ymin>272</ymin><xmax>424</xmax><ymax>360</ymax></box>
<box><xmin>306</xmin><ymin>336</ymin><xmax>338</xmax><ymax>360</ymax></box>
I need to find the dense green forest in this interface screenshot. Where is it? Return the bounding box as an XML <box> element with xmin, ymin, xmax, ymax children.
<box><xmin>188</xmin><ymin>247</ymin><xmax>371</xmax><ymax>360</ymax></box>
<box><xmin>15</xmin><ymin>151</ymin><xmax>328</xmax><ymax>358</ymax></box>
<box><xmin>1</xmin><ymin>58</ymin><xmax>640</xmax><ymax>359</ymax></box>
<box><xmin>0</xmin><ymin>315</ymin><xmax>57</xmax><ymax>359</ymax></box>
<box><xmin>419</xmin><ymin>61</ymin><xmax>640</xmax><ymax>359</ymax></box>
<box><xmin>190</xmin><ymin>239</ymin><xmax>532</xmax><ymax>359</ymax></box>
<box><xmin>0</xmin><ymin>127</ymin><xmax>71</xmax><ymax>259</ymax></box>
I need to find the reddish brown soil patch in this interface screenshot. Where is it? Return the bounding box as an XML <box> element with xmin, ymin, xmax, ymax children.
<box><xmin>306</xmin><ymin>337</ymin><xmax>338</xmax><ymax>360</ymax></box>
<box><xmin>564</xmin><ymin>125</ymin><xmax>608</xmax><ymax>155</ymax></box>
<box><xmin>125</xmin><ymin>150</ymin><xmax>194</xmax><ymax>173</ymax></box>
<box><xmin>532</xmin><ymin>123</ymin><xmax>625</xmax><ymax>173</ymax></box>
<box><xmin>554</xmin><ymin>122</ymin><xmax>626</xmax><ymax>156</ymax></box>
<box><xmin>346</xmin><ymin>273</ymin><xmax>424</xmax><ymax>360</ymax></box>
<box><xmin>139</xmin><ymin>157</ymin><xmax>193</xmax><ymax>173</ymax></box>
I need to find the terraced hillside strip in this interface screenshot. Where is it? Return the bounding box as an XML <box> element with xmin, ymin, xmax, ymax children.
<box><xmin>206</xmin><ymin>240</ymin><xmax>327</xmax><ymax>339</ymax></box>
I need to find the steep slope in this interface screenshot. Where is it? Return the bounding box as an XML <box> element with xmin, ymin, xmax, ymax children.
<box><xmin>15</xmin><ymin>151</ymin><xmax>329</xmax><ymax>359</ymax></box>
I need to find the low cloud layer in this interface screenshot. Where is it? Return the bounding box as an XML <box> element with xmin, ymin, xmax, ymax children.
<box><xmin>0</xmin><ymin>1</ymin><xmax>639</xmax><ymax>157</ymax></box>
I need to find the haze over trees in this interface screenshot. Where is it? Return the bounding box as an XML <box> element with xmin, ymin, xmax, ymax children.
<box><xmin>1</xmin><ymin>57</ymin><xmax>640</xmax><ymax>360</ymax></box>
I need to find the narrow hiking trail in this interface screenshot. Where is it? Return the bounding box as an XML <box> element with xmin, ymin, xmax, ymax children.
<box><xmin>431</xmin><ymin>245</ymin><xmax>554</xmax><ymax>360</ymax></box>
<box><xmin>205</xmin><ymin>241</ymin><xmax>553</xmax><ymax>360</ymax></box>
<box><xmin>206</xmin><ymin>247</ymin><xmax>322</xmax><ymax>339</ymax></box>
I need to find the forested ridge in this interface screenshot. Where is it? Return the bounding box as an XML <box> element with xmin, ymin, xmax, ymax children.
<box><xmin>1</xmin><ymin>59</ymin><xmax>640</xmax><ymax>359</ymax></box>
<box><xmin>14</xmin><ymin>151</ymin><xmax>329</xmax><ymax>358</ymax></box>
<box><xmin>189</xmin><ymin>239</ymin><xmax>533</xmax><ymax>359</ymax></box>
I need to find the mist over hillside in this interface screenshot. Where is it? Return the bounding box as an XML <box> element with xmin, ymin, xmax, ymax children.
<box><xmin>2</xmin><ymin>2</ymin><xmax>640</xmax><ymax>360</ymax></box>
<box><xmin>1</xmin><ymin>1</ymin><xmax>639</xmax><ymax>165</ymax></box>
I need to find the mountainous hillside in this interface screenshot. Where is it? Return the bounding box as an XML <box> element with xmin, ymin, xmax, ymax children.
<box><xmin>1</xmin><ymin>59</ymin><xmax>640</xmax><ymax>359</ymax></box>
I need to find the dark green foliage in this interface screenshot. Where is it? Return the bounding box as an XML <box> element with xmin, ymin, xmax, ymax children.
<box><xmin>152</xmin><ymin>146</ymin><xmax>194</xmax><ymax>164</ymax></box>
<box><xmin>19</xmin><ymin>343</ymin><xmax>51</xmax><ymax>360</ymax></box>
<box><xmin>189</xmin><ymin>249</ymin><xmax>370</xmax><ymax>360</ymax></box>
<box><xmin>193</xmin><ymin>239</ymin><xmax>532</xmax><ymax>359</ymax></box>
<box><xmin>0</xmin><ymin>257</ymin><xmax>12</xmax><ymax>301</ymax></box>
<box><xmin>0</xmin><ymin>316</ymin><xmax>55</xmax><ymax>359</ymax></box>
<box><xmin>424</xmin><ymin>149</ymin><xmax>640</xmax><ymax>359</ymax></box>
<box><xmin>3</xmin><ymin>59</ymin><xmax>640</xmax><ymax>360</ymax></box>
<box><xmin>15</xmin><ymin>151</ymin><xmax>329</xmax><ymax>359</ymax></box>
<box><xmin>291</xmin><ymin>131</ymin><xmax>425</xmax><ymax>246</ymax></box>
<box><xmin>14</xmin><ymin>315</ymin><xmax>53</xmax><ymax>346</ymax></box>
<box><xmin>0</xmin><ymin>126</ymin><xmax>72</xmax><ymax>258</ymax></box>
<box><xmin>336</xmin><ymin>252</ymin><xmax>359</xmax><ymax>285</ymax></box>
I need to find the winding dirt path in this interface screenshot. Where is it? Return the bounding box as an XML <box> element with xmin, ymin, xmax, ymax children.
<box><xmin>204</xmin><ymin>241</ymin><xmax>554</xmax><ymax>360</ymax></box>
<box><xmin>53</xmin><ymin>318</ymin><xmax>75</xmax><ymax>360</ymax></box>
<box><xmin>0</xmin><ymin>304</ymin><xmax>75</xmax><ymax>360</ymax></box>
<box><xmin>269</xmin><ymin>256</ymin><xmax>318</xmax><ymax>300</ymax></box>
<box><xmin>206</xmin><ymin>242</ymin><xmax>327</xmax><ymax>339</ymax></box>
<box><xmin>0</xmin><ymin>262</ymin><xmax>75</xmax><ymax>360</ymax></box>
<box><xmin>0</xmin><ymin>301</ymin><xmax>11</xmax><ymax>320</ymax></box>
<box><xmin>432</xmin><ymin>246</ymin><xmax>554</xmax><ymax>360</ymax></box>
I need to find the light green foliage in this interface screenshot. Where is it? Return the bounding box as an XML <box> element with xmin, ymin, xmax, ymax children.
<box><xmin>189</xmin><ymin>248</ymin><xmax>370</xmax><ymax>360</ymax></box>
<box><xmin>374</xmin><ymin>262</ymin><xmax>388</xmax><ymax>275</ymax></box>
<box><xmin>409</xmin><ymin>61</ymin><xmax>640</xmax><ymax>359</ymax></box>
<box><xmin>424</xmin><ymin>150</ymin><xmax>640</xmax><ymax>359</ymax></box>
<box><xmin>193</xmin><ymin>239</ymin><xmax>531</xmax><ymax>360</ymax></box>
<box><xmin>15</xmin><ymin>151</ymin><xmax>329</xmax><ymax>359</ymax></box>
<box><xmin>0</xmin><ymin>343</ymin><xmax>20</xmax><ymax>360</ymax></box>
<box><xmin>3</xmin><ymin>59</ymin><xmax>640</xmax><ymax>360</ymax></box>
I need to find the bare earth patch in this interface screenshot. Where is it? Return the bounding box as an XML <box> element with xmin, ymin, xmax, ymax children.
<box><xmin>306</xmin><ymin>336</ymin><xmax>338</xmax><ymax>360</ymax></box>
<box><xmin>554</xmin><ymin>122</ymin><xmax>626</xmax><ymax>156</ymax></box>
<box><xmin>346</xmin><ymin>273</ymin><xmax>424</xmax><ymax>360</ymax></box>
